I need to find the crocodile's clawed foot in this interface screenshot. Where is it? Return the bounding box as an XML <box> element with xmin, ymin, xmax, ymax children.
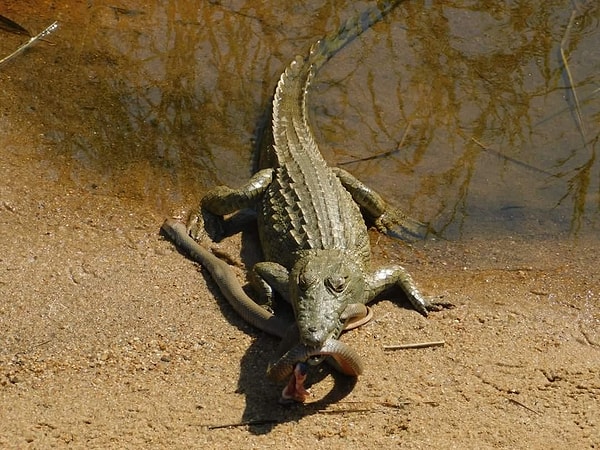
<box><xmin>375</xmin><ymin>209</ymin><xmax>428</xmax><ymax>242</ymax></box>
<box><xmin>279</xmin><ymin>362</ymin><xmax>310</xmax><ymax>404</ymax></box>
<box><xmin>187</xmin><ymin>209</ymin><xmax>225</xmax><ymax>242</ymax></box>
<box><xmin>186</xmin><ymin>212</ymin><xmax>203</xmax><ymax>241</ymax></box>
<box><xmin>424</xmin><ymin>297</ymin><xmax>455</xmax><ymax>313</ymax></box>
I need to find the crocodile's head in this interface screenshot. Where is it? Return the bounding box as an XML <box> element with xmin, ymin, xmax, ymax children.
<box><xmin>290</xmin><ymin>250</ymin><xmax>366</xmax><ymax>348</ymax></box>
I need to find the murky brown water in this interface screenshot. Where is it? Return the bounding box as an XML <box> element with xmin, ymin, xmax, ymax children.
<box><xmin>2</xmin><ymin>0</ymin><xmax>599</xmax><ymax>238</ymax></box>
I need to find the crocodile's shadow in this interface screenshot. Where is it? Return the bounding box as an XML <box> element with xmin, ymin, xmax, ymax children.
<box><xmin>238</xmin><ymin>337</ymin><xmax>358</xmax><ymax>434</ymax></box>
<box><xmin>192</xmin><ymin>211</ymin><xmax>360</xmax><ymax>433</ymax></box>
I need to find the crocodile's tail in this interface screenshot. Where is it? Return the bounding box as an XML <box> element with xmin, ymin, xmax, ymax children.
<box><xmin>307</xmin><ymin>0</ymin><xmax>405</xmax><ymax>72</ymax></box>
<box><xmin>267</xmin><ymin>0</ymin><xmax>405</xmax><ymax>168</ymax></box>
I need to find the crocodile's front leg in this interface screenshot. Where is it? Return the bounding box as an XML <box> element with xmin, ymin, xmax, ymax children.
<box><xmin>332</xmin><ymin>167</ymin><xmax>428</xmax><ymax>240</ymax></box>
<box><xmin>366</xmin><ymin>266</ymin><xmax>453</xmax><ymax>317</ymax></box>
<box><xmin>250</xmin><ymin>261</ymin><xmax>290</xmax><ymax>311</ymax></box>
<box><xmin>188</xmin><ymin>168</ymin><xmax>274</xmax><ymax>240</ymax></box>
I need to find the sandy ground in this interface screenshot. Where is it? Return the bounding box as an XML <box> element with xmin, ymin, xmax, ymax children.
<box><xmin>1</xmin><ymin>1</ymin><xmax>599</xmax><ymax>448</ymax></box>
<box><xmin>1</xmin><ymin>119</ymin><xmax>599</xmax><ymax>449</ymax></box>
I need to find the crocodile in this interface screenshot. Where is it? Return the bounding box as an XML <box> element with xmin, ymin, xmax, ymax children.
<box><xmin>164</xmin><ymin>0</ymin><xmax>451</xmax><ymax>402</ymax></box>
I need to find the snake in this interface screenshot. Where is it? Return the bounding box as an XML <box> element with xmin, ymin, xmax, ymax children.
<box><xmin>161</xmin><ymin>218</ymin><xmax>367</xmax><ymax>386</ymax></box>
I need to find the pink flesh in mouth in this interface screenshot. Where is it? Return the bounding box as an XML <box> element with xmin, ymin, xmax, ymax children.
<box><xmin>280</xmin><ymin>363</ymin><xmax>310</xmax><ymax>403</ymax></box>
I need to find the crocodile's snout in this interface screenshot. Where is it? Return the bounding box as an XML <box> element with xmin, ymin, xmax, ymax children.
<box><xmin>292</xmin><ymin>250</ymin><xmax>366</xmax><ymax>349</ymax></box>
<box><xmin>298</xmin><ymin>309</ymin><xmax>343</xmax><ymax>348</ymax></box>
<box><xmin>302</xmin><ymin>325</ymin><xmax>328</xmax><ymax>347</ymax></box>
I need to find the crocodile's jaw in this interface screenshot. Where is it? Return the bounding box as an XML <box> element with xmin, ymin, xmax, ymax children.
<box><xmin>290</xmin><ymin>250</ymin><xmax>366</xmax><ymax>347</ymax></box>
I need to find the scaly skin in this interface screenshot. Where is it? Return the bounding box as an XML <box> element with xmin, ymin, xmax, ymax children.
<box><xmin>162</xmin><ymin>218</ymin><xmax>369</xmax><ymax>403</ymax></box>
<box><xmin>177</xmin><ymin>0</ymin><xmax>453</xmax><ymax>402</ymax></box>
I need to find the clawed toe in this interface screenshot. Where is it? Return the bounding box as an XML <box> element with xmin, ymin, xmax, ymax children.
<box><xmin>426</xmin><ymin>298</ymin><xmax>455</xmax><ymax>312</ymax></box>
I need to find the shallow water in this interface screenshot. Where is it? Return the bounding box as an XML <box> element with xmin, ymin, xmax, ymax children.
<box><xmin>1</xmin><ymin>0</ymin><xmax>599</xmax><ymax>239</ymax></box>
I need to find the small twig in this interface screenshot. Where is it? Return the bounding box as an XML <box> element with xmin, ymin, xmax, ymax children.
<box><xmin>506</xmin><ymin>397</ymin><xmax>541</xmax><ymax>416</ymax></box>
<box><xmin>31</xmin><ymin>339</ymin><xmax>53</xmax><ymax>349</ymax></box>
<box><xmin>206</xmin><ymin>400</ymin><xmax>414</xmax><ymax>427</ymax></box>
<box><xmin>470</xmin><ymin>136</ymin><xmax>555</xmax><ymax>177</ymax></box>
<box><xmin>14</xmin><ymin>338</ymin><xmax>54</xmax><ymax>357</ymax></box>
<box><xmin>316</xmin><ymin>400</ymin><xmax>410</xmax><ymax>413</ymax></box>
<box><xmin>0</xmin><ymin>21</ymin><xmax>58</xmax><ymax>67</ymax></box>
<box><xmin>383</xmin><ymin>340</ymin><xmax>445</xmax><ymax>350</ymax></box>
<box><xmin>560</xmin><ymin>10</ymin><xmax>586</xmax><ymax>139</ymax></box>
<box><xmin>339</xmin><ymin>121</ymin><xmax>412</xmax><ymax>166</ymax></box>
<box><xmin>317</xmin><ymin>408</ymin><xmax>372</xmax><ymax>414</ymax></box>
<box><xmin>207</xmin><ymin>418</ymin><xmax>280</xmax><ymax>429</ymax></box>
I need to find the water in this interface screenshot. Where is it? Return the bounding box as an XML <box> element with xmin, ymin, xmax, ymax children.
<box><xmin>2</xmin><ymin>0</ymin><xmax>599</xmax><ymax>239</ymax></box>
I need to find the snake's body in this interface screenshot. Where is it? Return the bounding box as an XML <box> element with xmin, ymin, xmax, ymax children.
<box><xmin>161</xmin><ymin>219</ymin><xmax>363</xmax><ymax>379</ymax></box>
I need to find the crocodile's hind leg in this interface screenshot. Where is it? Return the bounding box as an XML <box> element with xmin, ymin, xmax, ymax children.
<box><xmin>366</xmin><ymin>266</ymin><xmax>454</xmax><ymax>317</ymax></box>
<box><xmin>332</xmin><ymin>167</ymin><xmax>428</xmax><ymax>240</ymax></box>
<box><xmin>188</xmin><ymin>168</ymin><xmax>274</xmax><ymax>241</ymax></box>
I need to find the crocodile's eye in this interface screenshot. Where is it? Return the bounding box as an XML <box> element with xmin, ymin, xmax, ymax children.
<box><xmin>298</xmin><ymin>272</ymin><xmax>317</xmax><ymax>291</ymax></box>
<box><xmin>326</xmin><ymin>275</ymin><xmax>346</xmax><ymax>293</ymax></box>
